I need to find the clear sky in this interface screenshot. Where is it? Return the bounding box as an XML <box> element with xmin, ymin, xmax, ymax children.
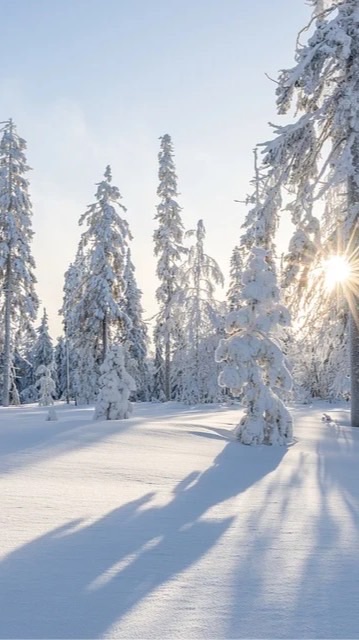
<box><xmin>0</xmin><ymin>0</ymin><xmax>311</xmax><ymax>338</ymax></box>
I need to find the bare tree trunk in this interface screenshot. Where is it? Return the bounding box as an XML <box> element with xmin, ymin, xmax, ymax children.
<box><xmin>349</xmin><ymin>310</ymin><xmax>359</xmax><ymax>426</ymax></box>
<box><xmin>348</xmin><ymin>131</ymin><xmax>359</xmax><ymax>426</ymax></box>
<box><xmin>194</xmin><ymin>264</ymin><xmax>200</xmax><ymax>403</ymax></box>
<box><xmin>2</xmin><ymin>120</ymin><xmax>14</xmax><ymax>407</ymax></box>
<box><xmin>347</xmin><ymin>18</ymin><xmax>359</xmax><ymax>427</ymax></box>
<box><xmin>164</xmin><ymin>279</ymin><xmax>172</xmax><ymax>401</ymax></box>
<box><xmin>65</xmin><ymin>327</ymin><xmax>70</xmax><ymax>404</ymax></box>
<box><xmin>102</xmin><ymin>312</ymin><xmax>108</xmax><ymax>363</ymax></box>
<box><xmin>2</xmin><ymin>253</ymin><xmax>12</xmax><ymax>407</ymax></box>
<box><xmin>165</xmin><ymin>338</ymin><xmax>170</xmax><ymax>401</ymax></box>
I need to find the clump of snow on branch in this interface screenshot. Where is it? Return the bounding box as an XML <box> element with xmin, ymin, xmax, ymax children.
<box><xmin>94</xmin><ymin>345</ymin><xmax>136</xmax><ymax>421</ymax></box>
<box><xmin>216</xmin><ymin>247</ymin><xmax>293</xmax><ymax>446</ymax></box>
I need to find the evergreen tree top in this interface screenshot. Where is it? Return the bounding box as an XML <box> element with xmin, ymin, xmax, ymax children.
<box><xmin>157</xmin><ymin>134</ymin><xmax>180</xmax><ymax>201</ymax></box>
<box><xmin>91</xmin><ymin>165</ymin><xmax>125</xmax><ymax>208</ymax></box>
<box><xmin>0</xmin><ymin>119</ymin><xmax>30</xmax><ymax>174</ymax></box>
<box><xmin>79</xmin><ymin>166</ymin><xmax>132</xmax><ymax>247</ymax></box>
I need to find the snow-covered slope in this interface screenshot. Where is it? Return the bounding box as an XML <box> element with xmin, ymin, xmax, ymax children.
<box><xmin>0</xmin><ymin>401</ymin><xmax>358</xmax><ymax>639</ymax></box>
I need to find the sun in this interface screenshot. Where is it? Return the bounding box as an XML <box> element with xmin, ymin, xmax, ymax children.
<box><xmin>324</xmin><ymin>255</ymin><xmax>351</xmax><ymax>290</ymax></box>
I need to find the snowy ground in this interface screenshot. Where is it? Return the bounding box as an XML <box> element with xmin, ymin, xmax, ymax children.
<box><xmin>0</xmin><ymin>400</ymin><xmax>358</xmax><ymax>639</ymax></box>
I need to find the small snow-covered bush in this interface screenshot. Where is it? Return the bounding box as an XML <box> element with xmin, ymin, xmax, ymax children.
<box><xmin>36</xmin><ymin>364</ymin><xmax>56</xmax><ymax>407</ymax></box>
<box><xmin>46</xmin><ymin>406</ymin><xmax>58</xmax><ymax>421</ymax></box>
<box><xmin>94</xmin><ymin>345</ymin><xmax>136</xmax><ymax>421</ymax></box>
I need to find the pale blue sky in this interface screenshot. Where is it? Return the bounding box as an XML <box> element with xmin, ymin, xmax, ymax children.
<box><xmin>1</xmin><ymin>0</ymin><xmax>310</xmax><ymax>337</ymax></box>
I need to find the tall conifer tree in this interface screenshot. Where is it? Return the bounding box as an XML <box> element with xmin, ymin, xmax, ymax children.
<box><xmin>266</xmin><ymin>1</ymin><xmax>359</xmax><ymax>425</ymax></box>
<box><xmin>61</xmin><ymin>167</ymin><xmax>132</xmax><ymax>403</ymax></box>
<box><xmin>153</xmin><ymin>134</ymin><xmax>186</xmax><ymax>400</ymax></box>
<box><xmin>0</xmin><ymin>120</ymin><xmax>38</xmax><ymax>406</ymax></box>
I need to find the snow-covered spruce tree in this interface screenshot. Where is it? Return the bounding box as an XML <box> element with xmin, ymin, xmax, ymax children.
<box><xmin>227</xmin><ymin>245</ymin><xmax>243</xmax><ymax>311</ymax></box>
<box><xmin>175</xmin><ymin>219</ymin><xmax>225</xmax><ymax>404</ymax></box>
<box><xmin>216</xmin><ymin>247</ymin><xmax>293</xmax><ymax>445</ymax></box>
<box><xmin>94</xmin><ymin>344</ymin><xmax>136</xmax><ymax>420</ymax></box>
<box><xmin>62</xmin><ymin>168</ymin><xmax>132</xmax><ymax>403</ymax></box>
<box><xmin>266</xmin><ymin>1</ymin><xmax>359</xmax><ymax>425</ymax></box>
<box><xmin>21</xmin><ymin>309</ymin><xmax>54</xmax><ymax>402</ymax></box>
<box><xmin>121</xmin><ymin>248</ymin><xmax>150</xmax><ymax>400</ymax></box>
<box><xmin>0</xmin><ymin>120</ymin><xmax>38</xmax><ymax>406</ymax></box>
<box><xmin>153</xmin><ymin>134</ymin><xmax>186</xmax><ymax>400</ymax></box>
<box><xmin>76</xmin><ymin>166</ymin><xmax>131</xmax><ymax>361</ymax></box>
<box><xmin>32</xmin><ymin>309</ymin><xmax>54</xmax><ymax>370</ymax></box>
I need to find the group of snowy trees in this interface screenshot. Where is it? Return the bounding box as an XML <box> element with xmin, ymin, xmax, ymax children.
<box><xmin>59</xmin><ymin>164</ymin><xmax>150</xmax><ymax>405</ymax></box>
<box><xmin>1</xmin><ymin>0</ymin><xmax>359</xmax><ymax>439</ymax></box>
<box><xmin>59</xmin><ymin>135</ymin><xmax>228</xmax><ymax>407</ymax></box>
<box><xmin>152</xmin><ymin>135</ymin><xmax>226</xmax><ymax>404</ymax></box>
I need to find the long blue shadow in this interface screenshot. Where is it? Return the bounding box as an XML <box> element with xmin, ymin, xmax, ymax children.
<box><xmin>0</xmin><ymin>441</ymin><xmax>285</xmax><ymax>638</ymax></box>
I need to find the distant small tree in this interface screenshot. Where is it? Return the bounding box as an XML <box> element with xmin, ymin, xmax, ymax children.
<box><xmin>94</xmin><ymin>345</ymin><xmax>136</xmax><ymax>420</ymax></box>
<box><xmin>227</xmin><ymin>245</ymin><xmax>243</xmax><ymax>312</ymax></box>
<box><xmin>32</xmin><ymin>309</ymin><xmax>54</xmax><ymax>371</ymax></box>
<box><xmin>20</xmin><ymin>309</ymin><xmax>54</xmax><ymax>402</ymax></box>
<box><xmin>36</xmin><ymin>364</ymin><xmax>56</xmax><ymax>407</ymax></box>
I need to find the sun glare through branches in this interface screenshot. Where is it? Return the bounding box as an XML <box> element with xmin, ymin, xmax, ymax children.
<box><xmin>322</xmin><ymin>222</ymin><xmax>359</xmax><ymax>331</ymax></box>
<box><xmin>324</xmin><ymin>255</ymin><xmax>351</xmax><ymax>290</ymax></box>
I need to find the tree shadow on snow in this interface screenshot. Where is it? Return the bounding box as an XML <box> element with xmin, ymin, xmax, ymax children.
<box><xmin>224</xmin><ymin>423</ymin><xmax>359</xmax><ymax>639</ymax></box>
<box><xmin>0</xmin><ymin>440</ymin><xmax>285</xmax><ymax>639</ymax></box>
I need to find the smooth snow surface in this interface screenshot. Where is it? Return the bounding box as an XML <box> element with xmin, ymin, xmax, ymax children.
<box><xmin>0</xmin><ymin>401</ymin><xmax>358</xmax><ymax>639</ymax></box>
